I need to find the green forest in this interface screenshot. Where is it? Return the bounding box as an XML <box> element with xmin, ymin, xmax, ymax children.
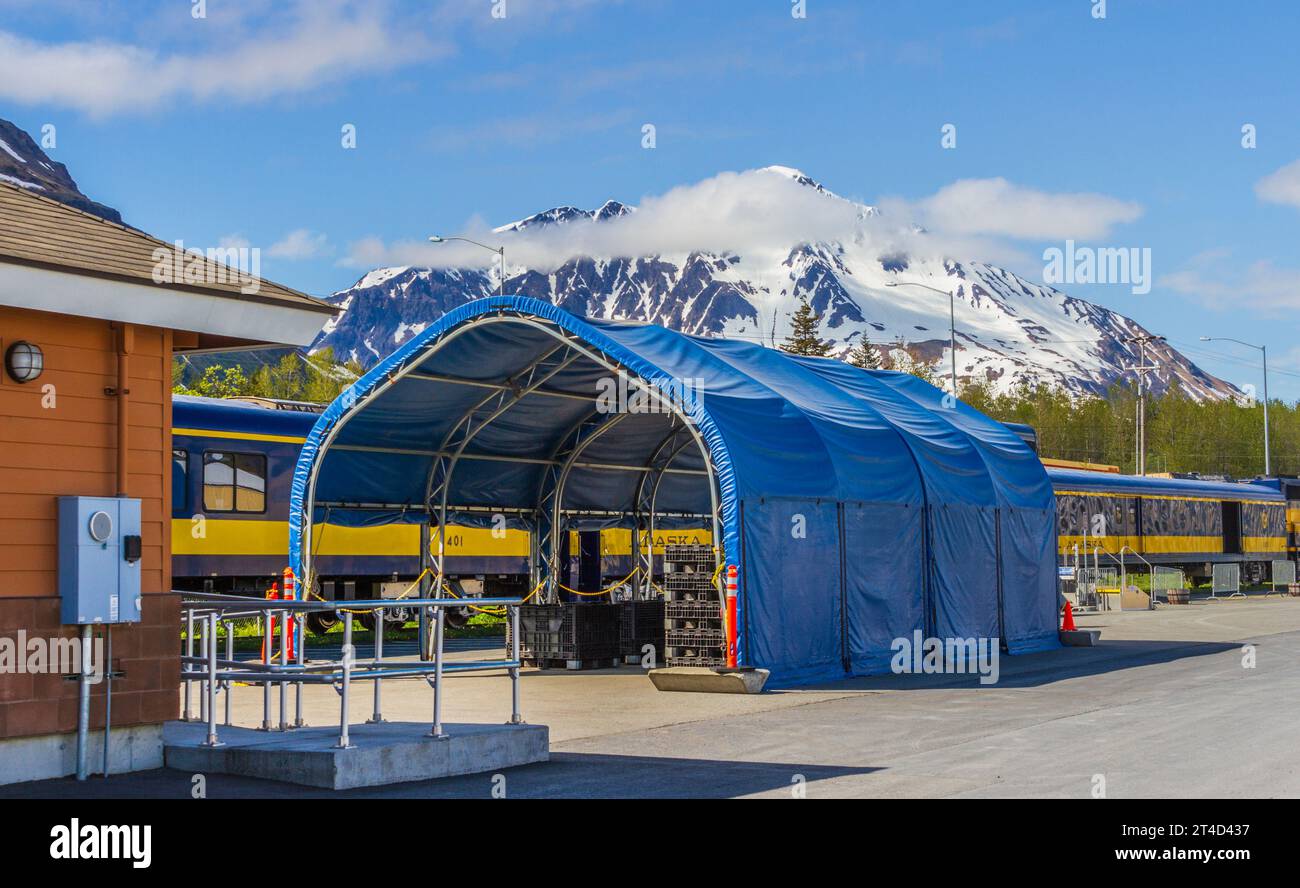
<box><xmin>782</xmin><ymin>297</ymin><xmax>1292</xmax><ymax>479</ymax></box>
<box><xmin>172</xmin><ymin>347</ymin><xmax>361</xmax><ymax>404</ymax></box>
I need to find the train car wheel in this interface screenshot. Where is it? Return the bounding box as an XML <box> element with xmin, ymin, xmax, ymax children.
<box><xmin>306</xmin><ymin>612</ymin><xmax>338</xmax><ymax>635</ymax></box>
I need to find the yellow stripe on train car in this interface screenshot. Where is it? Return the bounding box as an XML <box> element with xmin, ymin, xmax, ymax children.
<box><xmin>173</xmin><ymin>427</ymin><xmax>308</xmax><ymax>445</ymax></box>
<box><xmin>599</xmin><ymin>528</ymin><xmax>712</xmax><ymax>556</ymax></box>
<box><xmin>172</xmin><ymin>519</ymin><xmax>530</xmax><ymax>557</ymax></box>
<box><xmin>1054</xmin><ymin>490</ymin><xmax>1281</xmax><ymax>505</ymax></box>
<box><xmin>1056</xmin><ymin>534</ymin><xmax>1142</xmax><ymax>555</ymax></box>
<box><xmin>1243</xmin><ymin>536</ymin><xmax>1287</xmax><ymax>554</ymax></box>
<box><xmin>1058</xmin><ymin>533</ymin><xmax>1282</xmax><ymax>555</ymax></box>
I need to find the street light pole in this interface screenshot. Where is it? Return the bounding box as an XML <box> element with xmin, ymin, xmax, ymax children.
<box><xmin>884</xmin><ymin>280</ymin><xmax>960</xmax><ymax>397</ymax></box>
<box><xmin>1201</xmin><ymin>336</ymin><xmax>1271</xmax><ymax>476</ymax></box>
<box><xmin>428</xmin><ymin>235</ymin><xmax>506</xmax><ymax>298</ymax></box>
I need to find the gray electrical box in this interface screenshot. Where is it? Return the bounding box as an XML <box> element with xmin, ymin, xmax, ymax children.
<box><xmin>58</xmin><ymin>496</ymin><xmax>143</xmax><ymax>625</ymax></box>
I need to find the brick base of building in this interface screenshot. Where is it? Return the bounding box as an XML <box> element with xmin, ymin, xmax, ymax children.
<box><xmin>0</xmin><ymin>593</ymin><xmax>179</xmax><ymax>777</ymax></box>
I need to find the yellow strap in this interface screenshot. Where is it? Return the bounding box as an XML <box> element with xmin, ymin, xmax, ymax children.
<box><xmin>552</xmin><ymin>566</ymin><xmax>639</xmax><ymax>597</ymax></box>
<box><xmin>438</xmin><ymin>577</ymin><xmax>545</xmax><ymax>615</ymax></box>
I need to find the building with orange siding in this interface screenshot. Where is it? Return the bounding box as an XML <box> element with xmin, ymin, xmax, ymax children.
<box><xmin>0</xmin><ymin>181</ymin><xmax>334</xmax><ymax>783</ymax></box>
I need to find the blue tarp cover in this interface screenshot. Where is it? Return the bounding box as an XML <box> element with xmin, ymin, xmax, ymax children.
<box><xmin>289</xmin><ymin>296</ymin><xmax>1060</xmax><ymax>683</ymax></box>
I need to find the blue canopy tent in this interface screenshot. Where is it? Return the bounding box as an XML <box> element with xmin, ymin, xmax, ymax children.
<box><xmin>288</xmin><ymin>296</ymin><xmax>1059</xmax><ymax>685</ymax></box>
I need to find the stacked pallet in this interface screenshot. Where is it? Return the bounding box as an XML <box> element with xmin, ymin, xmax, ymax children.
<box><xmin>662</xmin><ymin>544</ymin><xmax>725</xmax><ymax>667</ymax></box>
<box><xmin>506</xmin><ymin>603</ymin><xmax>621</xmax><ymax>670</ymax></box>
<box><xmin>619</xmin><ymin>599</ymin><xmax>665</xmax><ymax>665</ymax></box>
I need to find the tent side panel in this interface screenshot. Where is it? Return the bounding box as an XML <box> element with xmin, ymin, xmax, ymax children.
<box><xmin>998</xmin><ymin>506</ymin><xmax>1062</xmax><ymax>653</ymax></box>
<box><xmin>842</xmin><ymin>502</ymin><xmax>926</xmax><ymax>675</ymax></box>
<box><xmin>928</xmin><ymin>504</ymin><xmax>1001</xmax><ymax>643</ymax></box>
<box><xmin>741</xmin><ymin>498</ymin><xmax>843</xmax><ymax>685</ymax></box>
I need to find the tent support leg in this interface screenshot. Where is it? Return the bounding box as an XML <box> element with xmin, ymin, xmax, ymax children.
<box><xmin>418</xmin><ymin>521</ymin><xmax>432</xmax><ymax>661</ymax></box>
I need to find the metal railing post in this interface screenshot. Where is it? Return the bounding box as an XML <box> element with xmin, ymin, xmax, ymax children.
<box><xmin>294</xmin><ymin>605</ymin><xmax>305</xmax><ymax>728</ymax></box>
<box><xmin>369</xmin><ymin>605</ymin><xmax>385</xmax><ymax>724</ymax></box>
<box><xmin>431</xmin><ymin>605</ymin><xmax>446</xmax><ymax>739</ymax></box>
<box><xmin>279</xmin><ymin>602</ymin><xmax>290</xmax><ymax>731</ymax></box>
<box><xmin>183</xmin><ymin>610</ymin><xmax>194</xmax><ymax>721</ymax></box>
<box><xmin>198</xmin><ymin>612</ymin><xmax>208</xmax><ymax>725</ymax></box>
<box><xmin>508</xmin><ymin>604</ymin><xmax>523</xmax><ymax>725</ymax></box>
<box><xmin>223</xmin><ymin>619</ymin><xmax>233</xmax><ymax>726</ymax></box>
<box><xmin>337</xmin><ymin>611</ymin><xmax>353</xmax><ymax>749</ymax></box>
<box><xmin>260</xmin><ymin>610</ymin><xmax>272</xmax><ymax>731</ymax></box>
<box><xmin>203</xmin><ymin>612</ymin><xmax>222</xmax><ymax>747</ymax></box>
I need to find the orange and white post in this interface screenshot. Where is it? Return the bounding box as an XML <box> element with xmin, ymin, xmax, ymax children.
<box><xmin>724</xmin><ymin>564</ymin><xmax>739</xmax><ymax>668</ymax></box>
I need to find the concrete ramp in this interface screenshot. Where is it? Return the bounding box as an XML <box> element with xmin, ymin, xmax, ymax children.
<box><xmin>164</xmin><ymin>721</ymin><xmax>548</xmax><ymax>790</ymax></box>
<box><xmin>648</xmin><ymin>667</ymin><xmax>770</xmax><ymax>694</ymax></box>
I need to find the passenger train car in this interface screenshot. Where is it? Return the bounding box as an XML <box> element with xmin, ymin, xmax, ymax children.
<box><xmin>1048</xmin><ymin>467</ymin><xmax>1287</xmax><ymax>582</ymax></box>
<box><xmin>1245</xmin><ymin>477</ymin><xmax>1300</xmax><ymax>565</ymax></box>
<box><xmin>171</xmin><ymin>395</ymin><xmax>531</xmax><ymax>631</ymax></box>
<box><xmin>172</xmin><ymin>395</ymin><xmax>1294</xmax><ymax>633</ymax></box>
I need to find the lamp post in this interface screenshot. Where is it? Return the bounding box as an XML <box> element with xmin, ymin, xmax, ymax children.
<box><xmin>1201</xmin><ymin>336</ymin><xmax>1271</xmax><ymax>476</ymax></box>
<box><xmin>884</xmin><ymin>280</ymin><xmax>959</xmax><ymax>397</ymax></box>
<box><xmin>428</xmin><ymin>235</ymin><xmax>506</xmax><ymax>298</ymax></box>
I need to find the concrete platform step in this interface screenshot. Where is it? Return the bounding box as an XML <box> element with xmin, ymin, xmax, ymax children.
<box><xmin>164</xmin><ymin>720</ymin><xmax>547</xmax><ymax>790</ymax></box>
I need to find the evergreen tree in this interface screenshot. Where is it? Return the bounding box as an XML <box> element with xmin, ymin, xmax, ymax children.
<box><xmin>846</xmin><ymin>336</ymin><xmax>882</xmax><ymax>370</ymax></box>
<box><xmin>780</xmin><ymin>298</ymin><xmax>833</xmax><ymax>357</ymax></box>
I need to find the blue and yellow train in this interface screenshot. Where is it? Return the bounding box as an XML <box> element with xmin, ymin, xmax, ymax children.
<box><xmin>172</xmin><ymin>395</ymin><xmax>1295</xmax><ymax>632</ymax></box>
<box><xmin>171</xmin><ymin>395</ymin><xmax>532</xmax><ymax>631</ymax></box>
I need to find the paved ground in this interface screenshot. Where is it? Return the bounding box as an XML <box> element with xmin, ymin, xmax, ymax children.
<box><xmin>5</xmin><ymin>597</ymin><xmax>1299</xmax><ymax>798</ymax></box>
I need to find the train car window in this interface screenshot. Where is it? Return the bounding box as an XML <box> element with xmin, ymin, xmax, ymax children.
<box><xmin>203</xmin><ymin>451</ymin><xmax>267</xmax><ymax>513</ymax></box>
<box><xmin>172</xmin><ymin>449</ymin><xmax>188</xmax><ymax>515</ymax></box>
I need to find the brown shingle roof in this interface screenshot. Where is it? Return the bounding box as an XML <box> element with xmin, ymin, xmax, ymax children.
<box><xmin>0</xmin><ymin>179</ymin><xmax>335</xmax><ymax>315</ymax></box>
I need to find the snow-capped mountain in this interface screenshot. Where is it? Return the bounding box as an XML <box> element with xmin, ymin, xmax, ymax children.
<box><xmin>0</xmin><ymin>117</ymin><xmax>122</xmax><ymax>223</ymax></box>
<box><xmin>315</xmin><ymin>167</ymin><xmax>1234</xmax><ymax>400</ymax></box>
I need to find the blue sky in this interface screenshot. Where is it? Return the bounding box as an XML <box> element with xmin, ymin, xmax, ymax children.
<box><xmin>2</xmin><ymin>0</ymin><xmax>1299</xmax><ymax>397</ymax></box>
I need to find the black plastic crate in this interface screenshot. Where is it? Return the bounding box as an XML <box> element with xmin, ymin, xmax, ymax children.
<box><xmin>619</xmin><ymin>600</ymin><xmax>666</xmax><ymax>660</ymax></box>
<box><xmin>663</xmin><ymin>587</ymin><xmax>718</xmax><ymax>604</ymax></box>
<box><xmin>664</xmin><ymin>544</ymin><xmax>715</xmax><ymax>569</ymax></box>
<box><xmin>666</xmin><ymin>601</ymin><xmax>723</xmax><ymax>621</ymax></box>
<box><xmin>665</xmin><ymin>646</ymin><xmax>726</xmax><ymax>668</ymax></box>
<box><xmin>505</xmin><ymin>603</ymin><xmax>621</xmax><ymax>662</ymax></box>
<box><xmin>666</xmin><ymin>628</ymin><xmax>725</xmax><ymax>647</ymax></box>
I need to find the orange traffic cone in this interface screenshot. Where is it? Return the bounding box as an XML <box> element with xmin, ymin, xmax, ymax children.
<box><xmin>1061</xmin><ymin>600</ymin><xmax>1076</xmax><ymax>631</ymax></box>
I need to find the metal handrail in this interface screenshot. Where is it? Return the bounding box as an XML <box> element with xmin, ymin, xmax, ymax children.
<box><xmin>1097</xmin><ymin>545</ymin><xmax>1157</xmax><ymax>609</ymax></box>
<box><xmin>178</xmin><ymin>593</ymin><xmax>525</xmax><ymax>750</ymax></box>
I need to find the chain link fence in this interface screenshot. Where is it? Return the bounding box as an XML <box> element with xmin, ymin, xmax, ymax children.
<box><xmin>1211</xmin><ymin>563</ymin><xmax>1242</xmax><ymax>599</ymax></box>
<box><xmin>1271</xmin><ymin>559</ymin><xmax>1296</xmax><ymax>595</ymax></box>
<box><xmin>1151</xmin><ymin>566</ymin><xmax>1186</xmax><ymax>604</ymax></box>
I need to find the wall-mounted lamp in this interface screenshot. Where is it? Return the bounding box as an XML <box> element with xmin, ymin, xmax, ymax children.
<box><xmin>5</xmin><ymin>340</ymin><xmax>44</xmax><ymax>383</ymax></box>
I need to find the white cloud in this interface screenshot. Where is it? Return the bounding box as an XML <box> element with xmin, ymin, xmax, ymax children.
<box><xmin>268</xmin><ymin>229</ymin><xmax>329</xmax><ymax>260</ymax></box>
<box><xmin>902</xmin><ymin>177</ymin><xmax>1143</xmax><ymax>241</ymax></box>
<box><xmin>1162</xmin><ymin>250</ymin><xmax>1300</xmax><ymax>313</ymax></box>
<box><xmin>0</xmin><ymin>1</ymin><xmax>442</xmax><ymax>117</ymax></box>
<box><xmin>1254</xmin><ymin>159</ymin><xmax>1300</xmax><ymax>209</ymax></box>
<box><xmin>218</xmin><ymin>233</ymin><xmax>251</xmax><ymax>250</ymax></box>
<box><xmin>341</xmin><ymin>166</ymin><xmax>1136</xmax><ymax>275</ymax></box>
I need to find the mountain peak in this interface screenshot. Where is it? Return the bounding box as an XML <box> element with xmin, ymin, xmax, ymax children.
<box><xmin>494</xmin><ymin>199</ymin><xmax>632</xmax><ymax>234</ymax></box>
<box><xmin>759</xmin><ymin>165</ymin><xmax>831</xmax><ymax>194</ymax></box>
<box><xmin>0</xmin><ymin>118</ymin><xmax>122</xmax><ymax>223</ymax></box>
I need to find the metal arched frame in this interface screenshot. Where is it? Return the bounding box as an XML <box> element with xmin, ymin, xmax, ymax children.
<box><xmin>298</xmin><ymin>309</ymin><xmax>732</xmax><ymax>624</ymax></box>
<box><xmin>632</xmin><ymin>423</ymin><xmax>700</xmax><ymax>598</ymax></box>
